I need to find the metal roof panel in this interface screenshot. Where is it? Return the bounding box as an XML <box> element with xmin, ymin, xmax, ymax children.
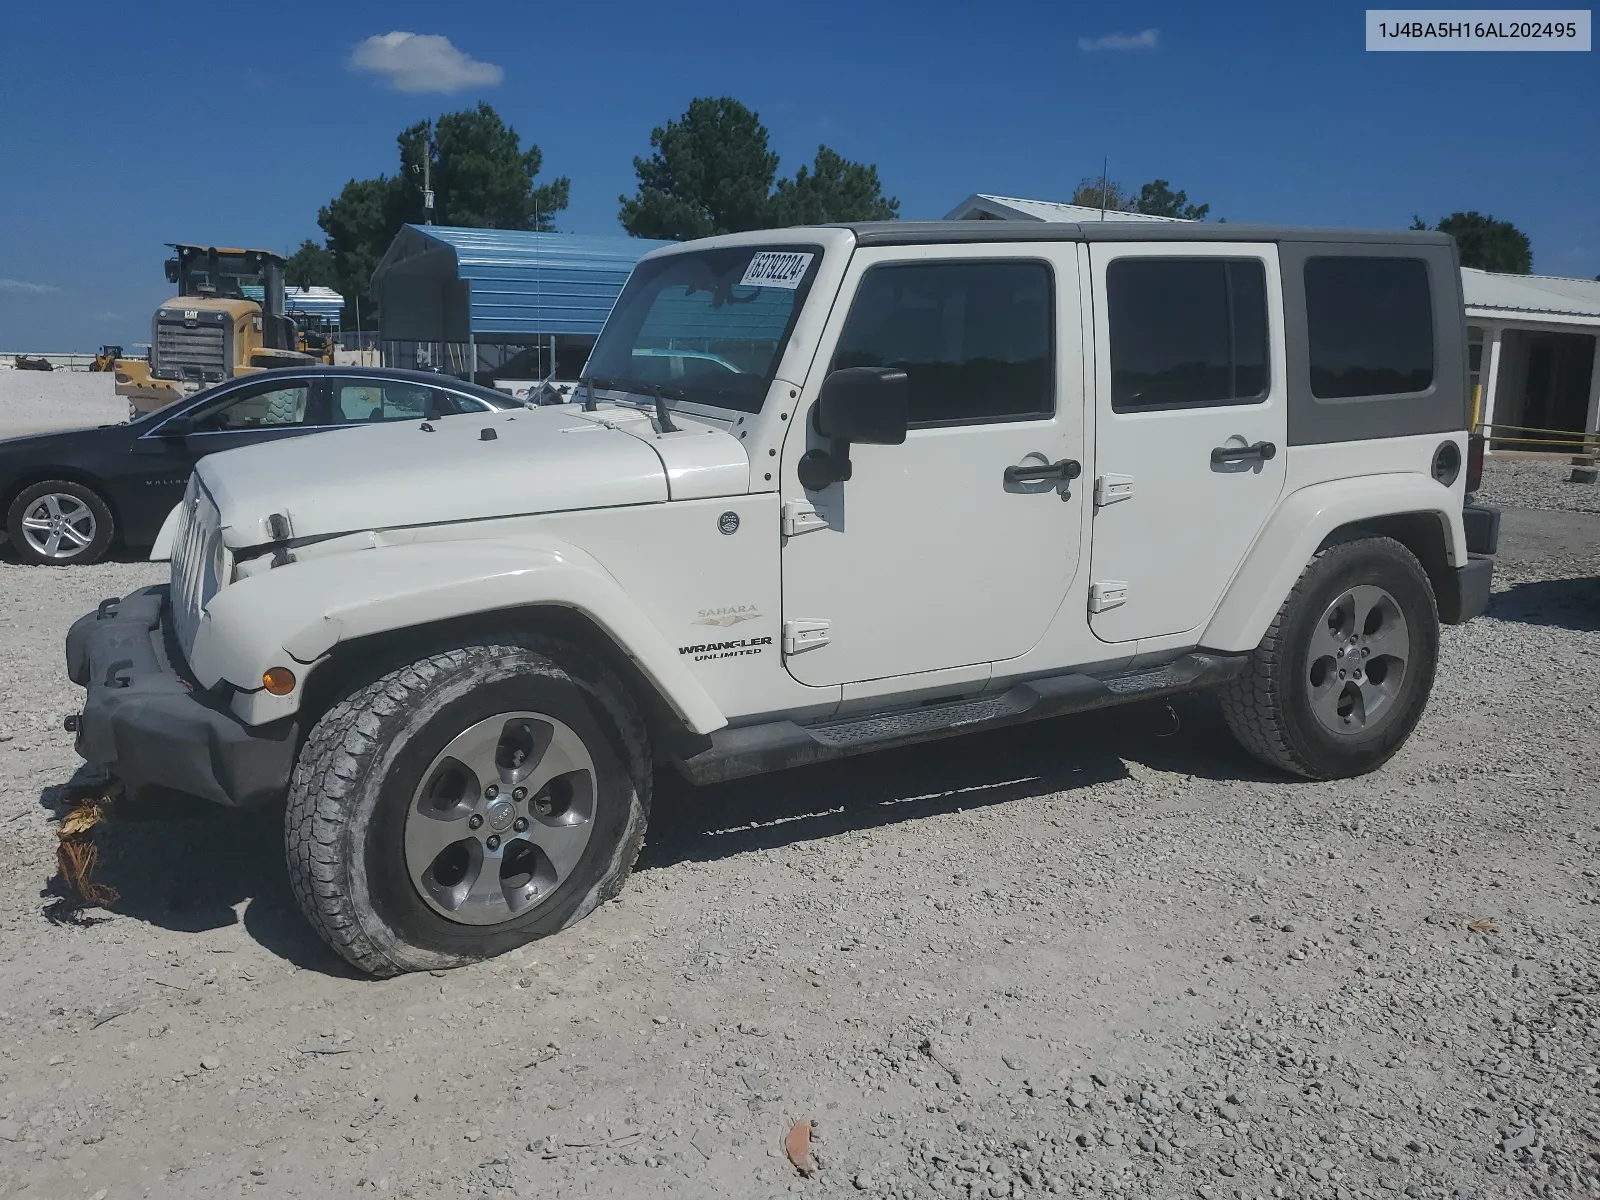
<box><xmin>374</xmin><ymin>225</ymin><xmax>672</xmax><ymax>337</ymax></box>
<box><xmin>1461</xmin><ymin>267</ymin><xmax>1600</xmax><ymax>321</ymax></box>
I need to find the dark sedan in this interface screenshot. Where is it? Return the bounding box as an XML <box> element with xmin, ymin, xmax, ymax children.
<box><xmin>1</xmin><ymin>367</ymin><xmax>527</xmax><ymax>565</ymax></box>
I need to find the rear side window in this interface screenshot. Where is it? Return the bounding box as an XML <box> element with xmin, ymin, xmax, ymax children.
<box><xmin>334</xmin><ymin>382</ymin><xmax>438</xmax><ymax>423</ymax></box>
<box><xmin>1107</xmin><ymin>259</ymin><xmax>1269</xmax><ymax>412</ymax></box>
<box><xmin>1304</xmin><ymin>258</ymin><xmax>1434</xmax><ymax>398</ymax></box>
<box><xmin>832</xmin><ymin>260</ymin><xmax>1053</xmax><ymax>426</ymax></box>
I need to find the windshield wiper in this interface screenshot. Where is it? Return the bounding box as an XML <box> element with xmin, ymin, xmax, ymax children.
<box><xmin>580</xmin><ymin>374</ymin><xmax>682</xmax><ymax>432</ymax></box>
<box><xmin>649</xmin><ymin>384</ymin><xmax>681</xmax><ymax>433</ymax></box>
<box><xmin>579</xmin><ymin>375</ymin><xmax>619</xmax><ymax>412</ymax></box>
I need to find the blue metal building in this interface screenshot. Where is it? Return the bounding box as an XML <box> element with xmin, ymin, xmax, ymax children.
<box><xmin>371</xmin><ymin>225</ymin><xmax>668</xmax><ymax>380</ymax></box>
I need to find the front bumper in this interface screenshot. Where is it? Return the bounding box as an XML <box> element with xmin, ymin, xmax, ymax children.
<box><xmin>65</xmin><ymin>586</ymin><xmax>297</xmax><ymax>807</ymax></box>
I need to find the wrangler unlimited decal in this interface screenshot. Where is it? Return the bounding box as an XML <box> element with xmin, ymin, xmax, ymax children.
<box><xmin>679</xmin><ymin>636</ymin><xmax>773</xmax><ymax>662</ymax></box>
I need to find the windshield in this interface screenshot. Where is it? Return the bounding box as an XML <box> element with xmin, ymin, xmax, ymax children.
<box><xmin>174</xmin><ymin>248</ymin><xmax>271</xmax><ymax>299</ymax></box>
<box><xmin>583</xmin><ymin>244</ymin><xmax>823</xmax><ymax>414</ymax></box>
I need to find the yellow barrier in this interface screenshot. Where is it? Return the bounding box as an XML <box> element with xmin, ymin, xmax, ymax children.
<box><xmin>1474</xmin><ymin>421</ymin><xmax>1600</xmax><ymax>453</ymax></box>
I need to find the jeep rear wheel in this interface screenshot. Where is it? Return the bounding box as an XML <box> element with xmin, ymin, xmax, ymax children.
<box><xmin>1220</xmin><ymin>536</ymin><xmax>1439</xmax><ymax>780</ymax></box>
<box><xmin>285</xmin><ymin>638</ymin><xmax>650</xmax><ymax>976</ymax></box>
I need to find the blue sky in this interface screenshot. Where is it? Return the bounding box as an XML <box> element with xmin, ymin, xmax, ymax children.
<box><xmin>1</xmin><ymin>0</ymin><xmax>1595</xmax><ymax>350</ymax></box>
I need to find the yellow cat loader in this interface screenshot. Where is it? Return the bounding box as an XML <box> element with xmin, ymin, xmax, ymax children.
<box><xmin>116</xmin><ymin>245</ymin><xmax>316</xmax><ymax>416</ymax></box>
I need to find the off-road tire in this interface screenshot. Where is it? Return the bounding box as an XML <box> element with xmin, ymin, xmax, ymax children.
<box><xmin>264</xmin><ymin>388</ymin><xmax>301</xmax><ymax>424</ymax></box>
<box><xmin>284</xmin><ymin>638</ymin><xmax>650</xmax><ymax>976</ymax></box>
<box><xmin>1220</xmin><ymin>536</ymin><xmax>1439</xmax><ymax>780</ymax></box>
<box><xmin>5</xmin><ymin>480</ymin><xmax>115</xmax><ymax>565</ymax></box>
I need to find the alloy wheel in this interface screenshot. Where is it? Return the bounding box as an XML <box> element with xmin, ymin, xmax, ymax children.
<box><xmin>20</xmin><ymin>493</ymin><xmax>97</xmax><ymax>560</ymax></box>
<box><xmin>1305</xmin><ymin>584</ymin><xmax>1411</xmax><ymax>736</ymax></box>
<box><xmin>403</xmin><ymin>711</ymin><xmax>597</xmax><ymax>926</ymax></box>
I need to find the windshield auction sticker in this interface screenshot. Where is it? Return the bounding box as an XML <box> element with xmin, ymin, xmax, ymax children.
<box><xmin>1366</xmin><ymin>9</ymin><xmax>1590</xmax><ymax>49</ymax></box>
<box><xmin>740</xmin><ymin>252</ymin><xmax>815</xmax><ymax>289</ymax></box>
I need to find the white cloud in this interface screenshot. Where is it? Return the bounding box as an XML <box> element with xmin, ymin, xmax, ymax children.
<box><xmin>348</xmin><ymin>32</ymin><xmax>503</xmax><ymax>94</ymax></box>
<box><xmin>1079</xmin><ymin>29</ymin><xmax>1160</xmax><ymax>52</ymax></box>
<box><xmin>0</xmin><ymin>278</ymin><xmax>61</xmax><ymax>295</ymax></box>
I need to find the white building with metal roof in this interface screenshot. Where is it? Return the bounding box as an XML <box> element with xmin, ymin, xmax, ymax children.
<box><xmin>1462</xmin><ymin>268</ymin><xmax>1600</xmax><ymax>450</ymax></box>
<box><xmin>945</xmin><ymin>193</ymin><xmax>1184</xmax><ymax>223</ymax></box>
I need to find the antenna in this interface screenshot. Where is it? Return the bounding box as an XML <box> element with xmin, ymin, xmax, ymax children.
<box><xmin>1099</xmin><ymin>157</ymin><xmax>1109</xmax><ymax>222</ymax></box>
<box><xmin>421</xmin><ymin>131</ymin><xmax>435</xmax><ymax>225</ymax></box>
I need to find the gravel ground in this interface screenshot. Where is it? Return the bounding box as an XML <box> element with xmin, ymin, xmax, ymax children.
<box><xmin>1476</xmin><ymin>457</ymin><xmax>1600</xmax><ymax>517</ymax></box>
<box><xmin>0</xmin><ymin>371</ymin><xmax>127</xmax><ymax>439</ymax></box>
<box><xmin>0</xmin><ymin>403</ymin><xmax>1596</xmax><ymax>1198</ymax></box>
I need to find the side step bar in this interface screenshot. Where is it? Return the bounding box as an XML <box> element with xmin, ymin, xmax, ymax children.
<box><xmin>675</xmin><ymin>651</ymin><xmax>1249</xmax><ymax>785</ymax></box>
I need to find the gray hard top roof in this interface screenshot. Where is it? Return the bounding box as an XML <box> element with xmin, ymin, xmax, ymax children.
<box><xmin>840</xmin><ymin>220</ymin><xmax>1455</xmax><ymax>249</ymax></box>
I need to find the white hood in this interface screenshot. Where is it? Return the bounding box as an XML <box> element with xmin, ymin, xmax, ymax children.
<box><xmin>196</xmin><ymin>404</ymin><xmax>751</xmax><ymax>548</ymax></box>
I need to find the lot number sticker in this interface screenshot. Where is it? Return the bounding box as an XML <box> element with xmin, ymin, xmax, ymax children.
<box><xmin>740</xmin><ymin>252</ymin><xmax>814</xmax><ymax>289</ymax></box>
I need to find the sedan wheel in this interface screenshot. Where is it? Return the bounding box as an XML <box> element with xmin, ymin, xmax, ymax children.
<box><xmin>20</xmin><ymin>492</ymin><xmax>98</xmax><ymax>560</ymax></box>
<box><xmin>5</xmin><ymin>480</ymin><xmax>115</xmax><ymax>565</ymax></box>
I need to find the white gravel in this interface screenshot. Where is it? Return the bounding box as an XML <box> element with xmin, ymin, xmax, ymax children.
<box><xmin>0</xmin><ymin>370</ymin><xmax>127</xmax><ymax>439</ymax></box>
<box><xmin>0</xmin><ymin>385</ymin><xmax>1596</xmax><ymax>1199</ymax></box>
<box><xmin>1477</xmin><ymin>456</ymin><xmax>1600</xmax><ymax>516</ymax></box>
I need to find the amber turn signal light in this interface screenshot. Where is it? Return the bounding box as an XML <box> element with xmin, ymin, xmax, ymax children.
<box><xmin>262</xmin><ymin>667</ymin><xmax>297</xmax><ymax>696</ymax></box>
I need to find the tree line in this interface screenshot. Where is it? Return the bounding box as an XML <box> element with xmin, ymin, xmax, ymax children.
<box><xmin>288</xmin><ymin>98</ymin><xmax>899</xmax><ymax>320</ymax></box>
<box><xmin>286</xmin><ymin>99</ymin><xmax>1539</xmax><ymax>321</ymax></box>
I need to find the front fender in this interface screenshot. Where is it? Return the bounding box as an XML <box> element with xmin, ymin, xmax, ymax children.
<box><xmin>148</xmin><ymin>503</ymin><xmax>182</xmax><ymax>562</ymax></box>
<box><xmin>188</xmin><ymin>537</ymin><xmax>727</xmax><ymax>735</ymax></box>
<box><xmin>1201</xmin><ymin>473</ymin><xmax>1466</xmax><ymax>653</ymax></box>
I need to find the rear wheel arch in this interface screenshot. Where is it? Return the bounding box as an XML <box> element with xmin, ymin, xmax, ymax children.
<box><xmin>1316</xmin><ymin>511</ymin><xmax>1453</xmax><ymax>608</ymax></box>
<box><xmin>298</xmin><ymin>605</ymin><xmax>710</xmax><ymax>768</ymax></box>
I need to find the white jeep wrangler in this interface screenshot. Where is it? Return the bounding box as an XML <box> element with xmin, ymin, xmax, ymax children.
<box><xmin>66</xmin><ymin>222</ymin><xmax>1499</xmax><ymax>975</ymax></box>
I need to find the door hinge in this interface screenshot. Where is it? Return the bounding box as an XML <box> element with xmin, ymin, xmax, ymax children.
<box><xmin>1094</xmin><ymin>473</ymin><xmax>1134</xmax><ymax>507</ymax></box>
<box><xmin>782</xmin><ymin>618</ymin><xmax>832</xmax><ymax>655</ymax></box>
<box><xmin>1088</xmin><ymin>581</ymin><xmax>1128</xmax><ymax>613</ymax></box>
<box><xmin>780</xmin><ymin>500</ymin><xmax>829</xmax><ymax>537</ymax></box>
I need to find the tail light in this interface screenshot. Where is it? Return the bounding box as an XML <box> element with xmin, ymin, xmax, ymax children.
<box><xmin>1465</xmin><ymin>433</ymin><xmax>1485</xmax><ymax>494</ymax></box>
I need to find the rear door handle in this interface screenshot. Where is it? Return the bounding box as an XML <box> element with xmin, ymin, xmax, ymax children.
<box><xmin>1004</xmin><ymin>458</ymin><xmax>1082</xmax><ymax>484</ymax></box>
<box><xmin>1210</xmin><ymin>440</ymin><xmax>1277</xmax><ymax>464</ymax></box>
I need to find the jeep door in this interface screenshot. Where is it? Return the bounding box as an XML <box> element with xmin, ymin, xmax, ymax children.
<box><xmin>1085</xmin><ymin>243</ymin><xmax>1289</xmax><ymax>643</ymax></box>
<box><xmin>779</xmin><ymin>242</ymin><xmax>1086</xmax><ymax>687</ymax></box>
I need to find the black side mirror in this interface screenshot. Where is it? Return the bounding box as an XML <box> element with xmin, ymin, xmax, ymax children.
<box><xmin>797</xmin><ymin>367</ymin><xmax>909</xmax><ymax>491</ymax></box>
<box><xmin>158</xmin><ymin>415</ymin><xmax>196</xmax><ymax>437</ymax></box>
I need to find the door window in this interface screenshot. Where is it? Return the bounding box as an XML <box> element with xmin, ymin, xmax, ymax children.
<box><xmin>333</xmin><ymin>382</ymin><xmax>440</xmax><ymax>423</ymax></box>
<box><xmin>196</xmin><ymin>383</ymin><xmax>310</xmax><ymax>430</ymax></box>
<box><xmin>1107</xmin><ymin>259</ymin><xmax>1268</xmax><ymax>412</ymax></box>
<box><xmin>832</xmin><ymin>261</ymin><xmax>1054</xmax><ymax>426</ymax></box>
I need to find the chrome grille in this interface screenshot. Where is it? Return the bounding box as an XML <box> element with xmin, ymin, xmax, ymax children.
<box><xmin>154</xmin><ymin>320</ymin><xmax>226</xmax><ymax>379</ymax></box>
<box><xmin>169</xmin><ymin>476</ymin><xmax>224</xmax><ymax>661</ymax></box>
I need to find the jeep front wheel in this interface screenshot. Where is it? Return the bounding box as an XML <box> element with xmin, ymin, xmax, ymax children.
<box><xmin>285</xmin><ymin>638</ymin><xmax>650</xmax><ymax>976</ymax></box>
<box><xmin>1220</xmin><ymin>536</ymin><xmax>1439</xmax><ymax>780</ymax></box>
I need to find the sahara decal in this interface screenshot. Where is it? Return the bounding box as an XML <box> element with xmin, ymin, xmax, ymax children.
<box><xmin>693</xmin><ymin>605</ymin><xmax>763</xmax><ymax>628</ymax></box>
<box><xmin>678</xmin><ymin>636</ymin><xmax>773</xmax><ymax>662</ymax></box>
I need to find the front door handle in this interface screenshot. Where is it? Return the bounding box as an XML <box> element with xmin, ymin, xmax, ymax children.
<box><xmin>1210</xmin><ymin>440</ymin><xmax>1277</xmax><ymax>464</ymax></box>
<box><xmin>1004</xmin><ymin>458</ymin><xmax>1082</xmax><ymax>484</ymax></box>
